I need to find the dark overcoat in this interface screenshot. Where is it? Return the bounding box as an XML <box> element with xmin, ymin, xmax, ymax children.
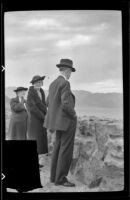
<box><xmin>27</xmin><ymin>86</ymin><xmax>48</xmax><ymax>154</ymax></box>
<box><xmin>44</xmin><ymin>75</ymin><xmax>76</xmax><ymax>131</ymax></box>
<box><xmin>8</xmin><ymin>97</ymin><xmax>28</xmax><ymax>140</ymax></box>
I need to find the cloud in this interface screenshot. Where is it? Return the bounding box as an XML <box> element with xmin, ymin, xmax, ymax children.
<box><xmin>5</xmin><ymin>33</ymin><xmax>61</xmax><ymax>58</ymax></box>
<box><xmin>94</xmin><ymin>79</ymin><xmax>123</xmax><ymax>90</ymax></box>
<box><xmin>56</xmin><ymin>34</ymin><xmax>95</xmax><ymax>48</ymax></box>
<box><xmin>72</xmin><ymin>79</ymin><xmax>123</xmax><ymax>93</ymax></box>
<box><xmin>29</xmin><ymin>47</ymin><xmax>47</xmax><ymax>53</ymax></box>
<box><xmin>4</xmin><ymin>11</ymin><xmax>122</xmax><ymax>93</ymax></box>
<box><xmin>25</xmin><ymin>18</ymin><xmax>62</xmax><ymax>29</ymax></box>
<box><xmin>5</xmin><ymin>33</ymin><xmax>59</xmax><ymax>45</ymax></box>
<box><xmin>91</xmin><ymin>23</ymin><xmax>109</xmax><ymax>32</ymax></box>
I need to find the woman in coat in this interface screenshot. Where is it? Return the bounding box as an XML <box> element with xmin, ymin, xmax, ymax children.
<box><xmin>8</xmin><ymin>87</ymin><xmax>28</xmax><ymax>140</ymax></box>
<box><xmin>27</xmin><ymin>75</ymin><xmax>48</xmax><ymax>167</ymax></box>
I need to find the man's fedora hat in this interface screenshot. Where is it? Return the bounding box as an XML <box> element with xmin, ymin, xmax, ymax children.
<box><xmin>14</xmin><ymin>87</ymin><xmax>28</xmax><ymax>93</ymax></box>
<box><xmin>56</xmin><ymin>59</ymin><xmax>76</xmax><ymax>72</ymax></box>
<box><xmin>30</xmin><ymin>75</ymin><xmax>46</xmax><ymax>84</ymax></box>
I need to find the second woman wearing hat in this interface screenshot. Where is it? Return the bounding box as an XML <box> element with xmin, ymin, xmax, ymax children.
<box><xmin>27</xmin><ymin>75</ymin><xmax>48</xmax><ymax>168</ymax></box>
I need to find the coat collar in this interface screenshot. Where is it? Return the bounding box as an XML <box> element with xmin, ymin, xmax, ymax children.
<box><xmin>29</xmin><ymin>85</ymin><xmax>43</xmax><ymax>92</ymax></box>
<box><xmin>28</xmin><ymin>86</ymin><xmax>44</xmax><ymax>102</ymax></box>
<box><xmin>58</xmin><ymin>76</ymin><xmax>75</xmax><ymax>99</ymax></box>
<box><xmin>59</xmin><ymin>74</ymin><xmax>67</xmax><ymax>80</ymax></box>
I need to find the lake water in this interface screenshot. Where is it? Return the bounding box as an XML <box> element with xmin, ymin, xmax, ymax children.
<box><xmin>75</xmin><ymin>107</ymin><xmax>123</xmax><ymax>120</ymax></box>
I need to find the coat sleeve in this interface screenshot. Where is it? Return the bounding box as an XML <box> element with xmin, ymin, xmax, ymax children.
<box><xmin>41</xmin><ymin>90</ymin><xmax>47</xmax><ymax>114</ymax></box>
<box><xmin>27</xmin><ymin>96</ymin><xmax>45</xmax><ymax>121</ymax></box>
<box><xmin>10</xmin><ymin>99</ymin><xmax>26</xmax><ymax>112</ymax></box>
<box><xmin>46</xmin><ymin>95</ymin><xmax>49</xmax><ymax>107</ymax></box>
<box><xmin>60</xmin><ymin>81</ymin><xmax>76</xmax><ymax>118</ymax></box>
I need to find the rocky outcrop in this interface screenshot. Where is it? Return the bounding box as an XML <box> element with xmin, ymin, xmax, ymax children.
<box><xmin>47</xmin><ymin>117</ymin><xmax>124</xmax><ymax>191</ymax></box>
<box><xmin>5</xmin><ymin>105</ymin><xmax>124</xmax><ymax>191</ymax></box>
<box><xmin>69</xmin><ymin>116</ymin><xmax>124</xmax><ymax>191</ymax></box>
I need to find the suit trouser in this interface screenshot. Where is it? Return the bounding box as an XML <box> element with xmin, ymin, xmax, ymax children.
<box><xmin>50</xmin><ymin>118</ymin><xmax>77</xmax><ymax>184</ymax></box>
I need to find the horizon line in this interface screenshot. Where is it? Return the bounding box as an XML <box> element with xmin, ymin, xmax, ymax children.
<box><xmin>5</xmin><ymin>86</ymin><xmax>123</xmax><ymax>94</ymax></box>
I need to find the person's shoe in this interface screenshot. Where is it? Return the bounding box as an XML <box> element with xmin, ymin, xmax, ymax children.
<box><xmin>55</xmin><ymin>180</ymin><xmax>75</xmax><ymax>187</ymax></box>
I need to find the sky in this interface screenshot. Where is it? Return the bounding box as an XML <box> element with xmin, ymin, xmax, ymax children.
<box><xmin>4</xmin><ymin>10</ymin><xmax>123</xmax><ymax>93</ymax></box>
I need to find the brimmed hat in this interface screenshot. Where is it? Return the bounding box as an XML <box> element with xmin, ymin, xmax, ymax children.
<box><xmin>14</xmin><ymin>87</ymin><xmax>28</xmax><ymax>93</ymax></box>
<box><xmin>30</xmin><ymin>75</ymin><xmax>45</xmax><ymax>84</ymax></box>
<box><xmin>56</xmin><ymin>59</ymin><xmax>76</xmax><ymax>72</ymax></box>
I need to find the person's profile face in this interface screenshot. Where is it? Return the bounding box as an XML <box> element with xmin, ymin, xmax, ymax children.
<box><xmin>66</xmin><ymin>68</ymin><xmax>72</xmax><ymax>80</ymax></box>
<box><xmin>34</xmin><ymin>80</ymin><xmax>43</xmax><ymax>88</ymax></box>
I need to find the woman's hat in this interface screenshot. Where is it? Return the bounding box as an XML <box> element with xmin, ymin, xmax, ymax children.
<box><xmin>14</xmin><ymin>87</ymin><xmax>28</xmax><ymax>92</ymax></box>
<box><xmin>30</xmin><ymin>75</ymin><xmax>46</xmax><ymax>84</ymax></box>
<box><xmin>56</xmin><ymin>59</ymin><xmax>76</xmax><ymax>72</ymax></box>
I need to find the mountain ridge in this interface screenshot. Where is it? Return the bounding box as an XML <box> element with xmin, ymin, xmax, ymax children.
<box><xmin>5</xmin><ymin>87</ymin><xmax>123</xmax><ymax>108</ymax></box>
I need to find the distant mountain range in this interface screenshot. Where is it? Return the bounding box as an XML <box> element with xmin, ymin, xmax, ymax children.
<box><xmin>72</xmin><ymin>90</ymin><xmax>123</xmax><ymax>108</ymax></box>
<box><xmin>5</xmin><ymin>87</ymin><xmax>123</xmax><ymax>108</ymax></box>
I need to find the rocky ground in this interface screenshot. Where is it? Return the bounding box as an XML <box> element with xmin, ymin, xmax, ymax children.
<box><xmin>6</xmin><ymin>115</ymin><xmax>124</xmax><ymax>193</ymax></box>
<box><xmin>71</xmin><ymin>116</ymin><xmax>124</xmax><ymax>191</ymax></box>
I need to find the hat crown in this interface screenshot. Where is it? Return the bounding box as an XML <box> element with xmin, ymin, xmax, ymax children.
<box><xmin>32</xmin><ymin>75</ymin><xmax>41</xmax><ymax>82</ymax></box>
<box><xmin>30</xmin><ymin>75</ymin><xmax>45</xmax><ymax>84</ymax></box>
<box><xmin>59</xmin><ymin>59</ymin><xmax>73</xmax><ymax>67</ymax></box>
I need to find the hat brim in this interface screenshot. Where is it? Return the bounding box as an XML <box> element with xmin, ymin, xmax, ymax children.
<box><xmin>14</xmin><ymin>88</ymin><xmax>28</xmax><ymax>92</ymax></box>
<box><xmin>56</xmin><ymin>64</ymin><xmax>76</xmax><ymax>72</ymax></box>
<box><xmin>30</xmin><ymin>76</ymin><xmax>46</xmax><ymax>84</ymax></box>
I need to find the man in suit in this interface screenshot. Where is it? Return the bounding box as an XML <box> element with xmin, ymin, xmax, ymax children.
<box><xmin>44</xmin><ymin>58</ymin><xmax>77</xmax><ymax>187</ymax></box>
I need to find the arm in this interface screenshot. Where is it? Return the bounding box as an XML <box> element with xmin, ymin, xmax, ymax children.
<box><xmin>46</xmin><ymin>95</ymin><xmax>49</xmax><ymax>107</ymax></box>
<box><xmin>41</xmin><ymin>91</ymin><xmax>47</xmax><ymax>114</ymax></box>
<box><xmin>61</xmin><ymin>81</ymin><xmax>76</xmax><ymax>118</ymax></box>
<box><xmin>41</xmin><ymin>103</ymin><xmax>47</xmax><ymax>115</ymax></box>
<box><xmin>10</xmin><ymin>99</ymin><xmax>26</xmax><ymax>112</ymax></box>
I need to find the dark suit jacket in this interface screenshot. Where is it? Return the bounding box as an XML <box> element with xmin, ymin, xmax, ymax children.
<box><xmin>44</xmin><ymin>76</ymin><xmax>76</xmax><ymax>131</ymax></box>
